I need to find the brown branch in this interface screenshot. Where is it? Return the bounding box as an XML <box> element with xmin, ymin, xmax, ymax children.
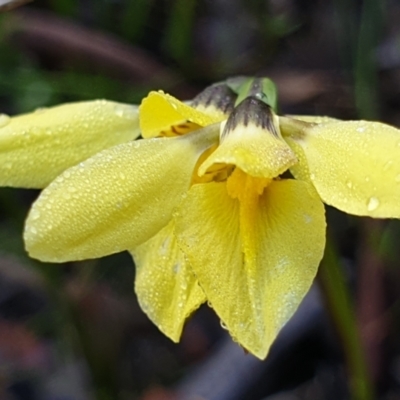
<box><xmin>6</xmin><ymin>9</ymin><xmax>196</xmax><ymax>96</ymax></box>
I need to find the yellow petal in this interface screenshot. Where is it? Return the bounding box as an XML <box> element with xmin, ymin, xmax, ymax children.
<box><xmin>0</xmin><ymin>100</ymin><xmax>140</xmax><ymax>188</ymax></box>
<box><xmin>24</xmin><ymin>126</ymin><xmax>219</xmax><ymax>262</ymax></box>
<box><xmin>285</xmin><ymin>120</ymin><xmax>400</xmax><ymax>218</ymax></box>
<box><xmin>286</xmin><ymin>115</ymin><xmax>338</xmax><ymax>124</ymax></box>
<box><xmin>199</xmin><ymin>107</ymin><xmax>297</xmax><ymax>179</ymax></box>
<box><xmin>132</xmin><ymin>221</ymin><xmax>206</xmax><ymax>341</ymax></box>
<box><xmin>174</xmin><ymin>179</ymin><xmax>325</xmax><ymax>359</ymax></box>
<box><xmin>139</xmin><ymin>91</ymin><xmax>222</xmax><ymax>138</ymax></box>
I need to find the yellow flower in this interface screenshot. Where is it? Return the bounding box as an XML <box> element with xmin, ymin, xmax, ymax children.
<box><xmin>5</xmin><ymin>82</ymin><xmax>400</xmax><ymax>359</ymax></box>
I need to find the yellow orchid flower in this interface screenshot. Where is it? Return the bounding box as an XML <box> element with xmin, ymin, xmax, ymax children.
<box><xmin>0</xmin><ymin>100</ymin><xmax>140</xmax><ymax>188</ymax></box>
<box><xmin>6</xmin><ymin>79</ymin><xmax>400</xmax><ymax>360</ymax></box>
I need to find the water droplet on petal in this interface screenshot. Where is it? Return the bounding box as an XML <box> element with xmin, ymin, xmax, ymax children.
<box><xmin>367</xmin><ymin>197</ymin><xmax>380</xmax><ymax>211</ymax></box>
<box><xmin>346</xmin><ymin>180</ymin><xmax>353</xmax><ymax>189</ymax></box>
<box><xmin>173</xmin><ymin>264</ymin><xmax>180</xmax><ymax>274</ymax></box>
<box><xmin>30</xmin><ymin>210</ymin><xmax>41</xmax><ymax>220</ymax></box>
<box><xmin>0</xmin><ymin>114</ymin><xmax>10</xmax><ymax>128</ymax></box>
<box><xmin>34</xmin><ymin>107</ymin><xmax>47</xmax><ymax>114</ymax></box>
<box><xmin>114</xmin><ymin>105</ymin><xmax>126</xmax><ymax>118</ymax></box>
<box><xmin>357</xmin><ymin>126</ymin><xmax>365</xmax><ymax>133</ymax></box>
<box><xmin>384</xmin><ymin>161</ymin><xmax>393</xmax><ymax>171</ymax></box>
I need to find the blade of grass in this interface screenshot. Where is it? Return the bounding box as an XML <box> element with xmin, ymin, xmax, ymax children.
<box><xmin>318</xmin><ymin>237</ymin><xmax>374</xmax><ymax>400</ymax></box>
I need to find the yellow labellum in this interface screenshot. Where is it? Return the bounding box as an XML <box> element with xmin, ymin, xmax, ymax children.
<box><xmin>0</xmin><ymin>100</ymin><xmax>140</xmax><ymax>188</ymax></box>
<box><xmin>174</xmin><ymin>179</ymin><xmax>325</xmax><ymax>359</ymax></box>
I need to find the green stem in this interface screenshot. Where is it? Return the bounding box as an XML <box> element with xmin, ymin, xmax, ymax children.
<box><xmin>318</xmin><ymin>238</ymin><xmax>374</xmax><ymax>400</ymax></box>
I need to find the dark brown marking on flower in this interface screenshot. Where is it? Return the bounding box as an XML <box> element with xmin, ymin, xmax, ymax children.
<box><xmin>221</xmin><ymin>97</ymin><xmax>278</xmax><ymax>140</ymax></box>
<box><xmin>192</xmin><ymin>82</ymin><xmax>236</xmax><ymax>115</ymax></box>
<box><xmin>160</xmin><ymin>120</ymin><xmax>202</xmax><ymax>137</ymax></box>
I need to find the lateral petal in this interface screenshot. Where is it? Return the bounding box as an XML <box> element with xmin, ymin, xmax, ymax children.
<box><xmin>0</xmin><ymin>100</ymin><xmax>140</xmax><ymax>188</ymax></box>
<box><xmin>174</xmin><ymin>179</ymin><xmax>325</xmax><ymax>359</ymax></box>
<box><xmin>140</xmin><ymin>91</ymin><xmax>222</xmax><ymax>138</ymax></box>
<box><xmin>132</xmin><ymin>221</ymin><xmax>206</xmax><ymax>341</ymax></box>
<box><xmin>24</xmin><ymin>126</ymin><xmax>219</xmax><ymax>262</ymax></box>
<box><xmin>285</xmin><ymin>115</ymin><xmax>338</xmax><ymax>124</ymax></box>
<box><xmin>285</xmin><ymin>120</ymin><xmax>400</xmax><ymax>217</ymax></box>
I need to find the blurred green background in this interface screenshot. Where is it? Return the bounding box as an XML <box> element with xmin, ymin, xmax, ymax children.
<box><xmin>1</xmin><ymin>1</ymin><xmax>400</xmax><ymax>399</ymax></box>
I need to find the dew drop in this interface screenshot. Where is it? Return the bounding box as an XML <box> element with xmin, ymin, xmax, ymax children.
<box><xmin>34</xmin><ymin>107</ymin><xmax>47</xmax><ymax>114</ymax></box>
<box><xmin>220</xmin><ymin>320</ymin><xmax>228</xmax><ymax>330</ymax></box>
<box><xmin>30</xmin><ymin>210</ymin><xmax>41</xmax><ymax>221</ymax></box>
<box><xmin>173</xmin><ymin>263</ymin><xmax>180</xmax><ymax>274</ymax></box>
<box><xmin>303</xmin><ymin>214</ymin><xmax>312</xmax><ymax>223</ymax></box>
<box><xmin>114</xmin><ymin>105</ymin><xmax>126</xmax><ymax>118</ymax></box>
<box><xmin>357</xmin><ymin>126</ymin><xmax>365</xmax><ymax>133</ymax></box>
<box><xmin>367</xmin><ymin>197</ymin><xmax>380</xmax><ymax>211</ymax></box>
<box><xmin>346</xmin><ymin>180</ymin><xmax>353</xmax><ymax>189</ymax></box>
<box><xmin>384</xmin><ymin>161</ymin><xmax>393</xmax><ymax>171</ymax></box>
<box><xmin>0</xmin><ymin>114</ymin><xmax>10</xmax><ymax>128</ymax></box>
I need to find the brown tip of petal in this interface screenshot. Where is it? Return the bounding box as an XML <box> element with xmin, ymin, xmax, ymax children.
<box><xmin>191</xmin><ymin>82</ymin><xmax>237</xmax><ymax>116</ymax></box>
<box><xmin>222</xmin><ymin>97</ymin><xmax>279</xmax><ymax>140</ymax></box>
